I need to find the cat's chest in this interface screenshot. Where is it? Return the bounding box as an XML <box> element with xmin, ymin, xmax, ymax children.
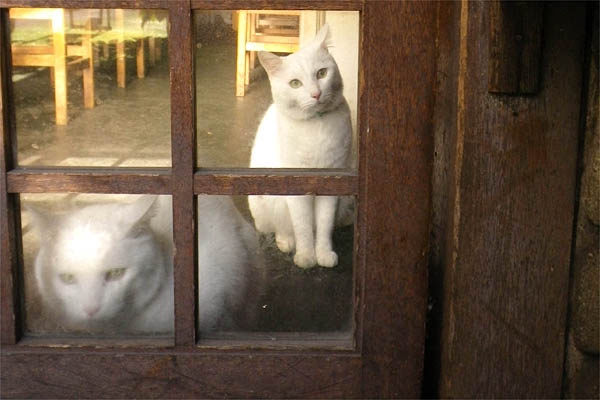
<box><xmin>278</xmin><ymin>113</ymin><xmax>351</xmax><ymax>168</ymax></box>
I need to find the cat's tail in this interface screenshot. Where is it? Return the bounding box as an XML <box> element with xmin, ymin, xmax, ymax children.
<box><xmin>335</xmin><ymin>196</ymin><xmax>355</xmax><ymax>227</ymax></box>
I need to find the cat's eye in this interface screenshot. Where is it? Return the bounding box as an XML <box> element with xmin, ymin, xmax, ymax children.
<box><xmin>59</xmin><ymin>273</ymin><xmax>76</xmax><ymax>284</ymax></box>
<box><xmin>105</xmin><ymin>268</ymin><xmax>126</xmax><ymax>282</ymax></box>
<box><xmin>289</xmin><ymin>79</ymin><xmax>303</xmax><ymax>89</ymax></box>
<box><xmin>317</xmin><ymin>68</ymin><xmax>328</xmax><ymax>79</ymax></box>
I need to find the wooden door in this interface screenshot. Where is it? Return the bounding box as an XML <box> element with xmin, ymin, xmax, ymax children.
<box><xmin>1</xmin><ymin>0</ymin><xmax>435</xmax><ymax>397</ymax></box>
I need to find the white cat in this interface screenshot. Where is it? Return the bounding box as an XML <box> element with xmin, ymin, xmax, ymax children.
<box><xmin>28</xmin><ymin>195</ymin><xmax>262</xmax><ymax>335</ymax></box>
<box><xmin>248</xmin><ymin>23</ymin><xmax>353</xmax><ymax>269</ymax></box>
<box><xmin>29</xmin><ymin>196</ymin><xmax>172</xmax><ymax>335</ymax></box>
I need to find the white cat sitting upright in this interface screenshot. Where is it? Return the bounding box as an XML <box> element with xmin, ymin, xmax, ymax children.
<box><xmin>249</xmin><ymin>23</ymin><xmax>353</xmax><ymax>269</ymax></box>
<box><xmin>28</xmin><ymin>195</ymin><xmax>262</xmax><ymax>335</ymax></box>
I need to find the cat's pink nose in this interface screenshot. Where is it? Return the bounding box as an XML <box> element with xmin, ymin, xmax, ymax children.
<box><xmin>84</xmin><ymin>305</ymin><xmax>100</xmax><ymax>317</ymax></box>
<box><xmin>311</xmin><ymin>90</ymin><xmax>321</xmax><ymax>100</ymax></box>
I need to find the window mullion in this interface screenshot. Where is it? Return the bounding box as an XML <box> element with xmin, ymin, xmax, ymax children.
<box><xmin>169</xmin><ymin>0</ymin><xmax>197</xmax><ymax>347</ymax></box>
<box><xmin>0</xmin><ymin>8</ymin><xmax>23</xmax><ymax>346</ymax></box>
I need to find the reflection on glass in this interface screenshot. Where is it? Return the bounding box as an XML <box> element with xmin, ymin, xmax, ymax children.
<box><xmin>199</xmin><ymin>195</ymin><xmax>354</xmax><ymax>338</ymax></box>
<box><xmin>10</xmin><ymin>8</ymin><xmax>170</xmax><ymax>167</ymax></box>
<box><xmin>21</xmin><ymin>194</ymin><xmax>173</xmax><ymax>337</ymax></box>
<box><xmin>194</xmin><ymin>10</ymin><xmax>359</xmax><ymax>168</ymax></box>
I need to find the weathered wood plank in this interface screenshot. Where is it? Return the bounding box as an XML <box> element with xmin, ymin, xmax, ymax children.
<box><xmin>194</xmin><ymin>169</ymin><xmax>357</xmax><ymax>195</ymax></box>
<box><xmin>191</xmin><ymin>0</ymin><xmax>363</xmax><ymax>11</ymax></box>
<box><xmin>0</xmin><ymin>8</ymin><xmax>22</xmax><ymax>346</ymax></box>
<box><xmin>7</xmin><ymin>168</ymin><xmax>172</xmax><ymax>194</ymax></box>
<box><xmin>1</xmin><ymin>0</ymin><xmax>363</xmax><ymax>10</ymax></box>
<box><xmin>7</xmin><ymin>168</ymin><xmax>357</xmax><ymax>195</ymax></box>
<box><xmin>2</xmin><ymin>0</ymin><xmax>170</xmax><ymax>8</ymax></box>
<box><xmin>1</xmin><ymin>351</ymin><xmax>362</xmax><ymax>399</ymax></box>
<box><xmin>424</xmin><ymin>1</ymin><xmax>462</xmax><ymax>396</ymax></box>
<box><xmin>360</xmin><ymin>1</ymin><xmax>434</xmax><ymax>398</ymax></box>
<box><xmin>488</xmin><ymin>1</ymin><xmax>544</xmax><ymax>94</ymax></box>
<box><xmin>169</xmin><ymin>0</ymin><xmax>196</xmax><ymax>347</ymax></box>
<box><xmin>439</xmin><ymin>2</ymin><xmax>587</xmax><ymax>397</ymax></box>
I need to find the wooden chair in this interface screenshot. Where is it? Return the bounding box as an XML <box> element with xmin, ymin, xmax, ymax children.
<box><xmin>67</xmin><ymin>9</ymin><xmax>111</xmax><ymax>67</ymax></box>
<box><xmin>112</xmin><ymin>9</ymin><xmax>166</xmax><ymax>88</ymax></box>
<box><xmin>10</xmin><ymin>8</ymin><xmax>94</xmax><ymax>125</ymax></box>
<box><xmin>235</xmin><ymin>10</ymin><xmax>301</xmax><ymax>96</ymax></box>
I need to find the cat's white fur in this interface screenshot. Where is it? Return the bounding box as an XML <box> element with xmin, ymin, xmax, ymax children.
<box><xmin>248</xmin><ymin>24</ymin><xmax>353</xmax><ymax>269</ymax></box>
<box><xmin>195</xmin><ymin>195</ymin><xmax>263</xmax><ymax>332</ymax></box>
<box><xmin>30</xmin><ymin>196</ymin><xmax>172</xmax><ymax>334</ymax></box>
<box><xmin>29</xmin><ymin>195</ymin><xmax>262</xmax><ymax>335</ymax></box>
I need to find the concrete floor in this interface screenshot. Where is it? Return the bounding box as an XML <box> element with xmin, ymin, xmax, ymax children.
<box><xmin>15</xmin><ymin>35</ymin><xmax>354</xmax><ymax>337</ymax></box>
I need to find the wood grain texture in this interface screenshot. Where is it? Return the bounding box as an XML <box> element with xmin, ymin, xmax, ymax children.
<box><xmin>0</xmin><ymin>9</ymin><xmax>21</xmax><ymax>345</ymax></box>
<box><xmin>6</xmin><ymin>168</ymin><xmax>356</xmax><ymax>195</ymax></box>
<box><xmin>439</xmin><ymin>2</ymin><xmax>587</xmax><ymax>397</ymax></box>
<box><xmin>360</xmin><ymin>1</ymin><xmax>434</xmax><ymax>398</ymax></box>
<box><xmin>7</xmin><ymin>168</ymin><xmax>171</xmax><ymax>194</ymax></box>
<box><xmin>169</xmin><ymin>0</ymin><xmax>197</xmax><ymax>347</ymax></box>
<box><xmin>194</xmin><ymin>169</ymin><xmax>357</xmax><ymax>195</ymax></box>
<box><xmin>2</xmin><ymin>0</ymin><xmax>170</xmax><ymax>9</ymax></box>
<box><xmin>3</xmin><ymin>0</ymin><xmax>362</xmax><ymax>10</ymax></box>
<box><xmin>488</xmin><ymin>1</ymin><xmax>544</xmax><ymax>94</ymax></box>
<box><xmin>0</xmin><ymin>0</ymin><xmax>433</xmax><ymax>397</ymax></box>
<box><xmin>191</xmin><ymin>0</ymin><xmax>362</xmax><ymax>11</ymax></box>
<box><xmin>1</xmin><ymin>351</ymin><xmax>362</xmax><ymax>399</ymax></box>
<box><xmin>423</xmin><ymin>2</ymin><xmax>461</xmax><ymax>396</ymax></box>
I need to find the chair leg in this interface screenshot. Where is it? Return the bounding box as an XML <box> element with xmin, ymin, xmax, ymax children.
<box><xmin>246</xmin><ymin>12</ymin><xmax>256</xmax><ymax>86</ymax></box>
<box><xmin>149</xmin><ymin>36</ymin><xmax>156</xmax><ymax>67</ymax></box>
<box><xmin>116</xmin><ymin>40</ymin><xmax>126</xmax><ymax>87</ymax></box>
<box><xmin>236</xmin><ymin>10</ymin><xmax>248</xmax><ymax>96</ymax></box>
<box><xmin>83</xmin><ymin>15</ymin><xmax>94</xmax><ymax>109</ymax></box>
<box><xmin>155</xmin><ymin>38</ymin><xmax>162</xmax><ymax>61</ymax></box>
<box><xmin>248</xmin><ymin>50</ymin><xmax>256</xmax><ymax>79</ymax></box>
<box><xmin>137</xmin><ymin>38</ymin><xmax>145</xmax><ymax>78</ymax></box>
<box><xmin>52</xmin><ymin>10</ymin><xmax>68</xmax><ymax>125</ymax></box>
<box><xmin>245</xmin><ymin>51</ymin><xmax>250</xmax><ymax>86</ymax></box>
<box><xmin>115</xmin><ymin>9</ymin><xmax>126</xmax><ymax>88</ymax></box>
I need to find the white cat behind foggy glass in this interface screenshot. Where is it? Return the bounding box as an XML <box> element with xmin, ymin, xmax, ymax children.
<box><xmin>29</xmin><ymin>195</ymin><xmax>262</xmax><ymax>335</ymax></box>
<box><xmin>249</xmin><ymin>23</ymin><xmax>353</xmax><ymax>269</ymax></box>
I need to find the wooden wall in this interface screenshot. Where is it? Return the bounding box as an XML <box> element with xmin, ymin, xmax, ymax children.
<box><xmin>430</xmin><ymin>1</ymin><xmax>590</xmax><ymax>397</ymax></box>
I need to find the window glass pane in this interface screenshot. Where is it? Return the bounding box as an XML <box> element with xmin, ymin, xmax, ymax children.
<box><xmin>10</xmin><ymin>8</ymin><xmax>170</xmax><ymax>167</ymax></box>
<box><xmin>20</xmin><ymin>194</ymin><xmax>173</xmax><ymax>338</ymax></box>
<box><xmin>196</xmin><ymin>194</ymin><xmax>354</xmax><ymax>342</ymax></box>
<box><xmin>194</xmin><ymin>10</ymin><xmax>359</xmax><ymax>169</ymax></box>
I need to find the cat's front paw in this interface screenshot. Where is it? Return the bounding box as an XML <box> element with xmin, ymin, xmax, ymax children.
<box><xmin>317</xmin><ymin>250</ymin><xmax>338</xmax><ymax>268</ymax></box>
<box><xmin>276</xmin><ymin>233</ymin><xmax>295</xmax><ymax>253</ymax></box>
<box><xmin>294</xmin><ymin>251</ymin><xmax>317</xmax><ymax>269</ymax></box>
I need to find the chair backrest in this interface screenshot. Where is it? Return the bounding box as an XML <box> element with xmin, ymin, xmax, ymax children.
<box><xmin>248</xmin><ymin>11</ymin><xmax>300</xmax><ymax>46</ymax></box>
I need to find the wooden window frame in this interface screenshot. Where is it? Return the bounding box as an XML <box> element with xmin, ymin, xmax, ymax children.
<box><xmin>0</xmin><ymin>0</ymin><xmax>435</xmax><ymax>397</ymax></box>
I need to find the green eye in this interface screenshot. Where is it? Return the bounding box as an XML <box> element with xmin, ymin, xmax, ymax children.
<box><xmin>59</xmin><ymin>273</ymin><xmax>76</xmax><ymax>284</ymax></box>
<box><xmin>289</xmin><ymin>79</ymin><xmax>303</xmax><ymax>89</ymax></box>
<box><xmin>105</xmin><ymin>268</ymin><xmax>126</xmax><ymax>282</ymax></box>
<box><xmin>317</xmin><ymin>68</ymin><xmax>328</xmax><ymax>79</ymax></box>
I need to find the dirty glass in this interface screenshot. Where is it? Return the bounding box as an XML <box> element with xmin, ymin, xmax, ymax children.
<box><xmin>20</xmin><ymin>194</ymin><xmax>174</xmax><ymax>339</ymax></box>
<box><xmin>194</xmin><ymin>10</ymin><xmax>359</xmax><ymax>169</ymax></box>
<box><xmin>10</xmin><ymin>8</ymin><xmax>171</xmax><ymax>167</ymax></box>
<box><xmin>196</xmin><ymin>195</ymin><xmax>354</xmax><ymax>342</ymax></box>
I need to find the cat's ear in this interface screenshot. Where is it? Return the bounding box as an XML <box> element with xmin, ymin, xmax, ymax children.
<box><xmin>24</xmin><ymin>204</ymin><xmax>56</xmax><ymax>235</ymax></box>
<box><xmin>122</xmin><ymin>196</ymin><xmax>159</xmax><ymax>233</ymax></box>
<box><xmin>314</xmin><ymin>23</ymin><xmax>333</xmax><ymax>51</ymax></box>
<box><xmin>258</xmin><ymin>51</ymin><xmax>282</xmax><ymax>75</ymax></box>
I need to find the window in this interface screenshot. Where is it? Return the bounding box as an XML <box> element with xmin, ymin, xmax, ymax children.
<box><xmin>1</xmin><ymin>1</ymin><xmax>434</xmax><ymax>397</ymax></box>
